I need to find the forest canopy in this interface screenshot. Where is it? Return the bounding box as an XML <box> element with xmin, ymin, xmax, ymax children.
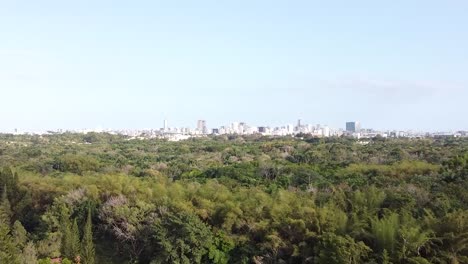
<box><xmin>0</xmin><ymin>133</ymin><xmax>467</xmax><ymax>263</ymax></box>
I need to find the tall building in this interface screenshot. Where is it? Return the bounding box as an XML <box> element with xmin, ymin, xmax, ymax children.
<box><xmin>163</xmin><ymin>119</ymin><xmax>168</xmax><ymax>131</ymax></box>
<box><xmin>346</xmin><ymin>121</ymin><xmax>361</xmax><ymax>133</ymax></box>
<box><xmin>231</xmin><ymin>122</ymin><xmax>239</xmax><ymax>133</ymax></box>
<box><xmin>296</xmin><ymin>119</ymin><xmax>302</xmax><ymax>132</ymax></box>
<box><xmin>197</xmin><ymin>120</ymin><xmax>207</xmax><ymax>134</ymax></box>
<box><xmin>322</xmin><ymin>126</ymin><xmax>330</xmax><ymax>137</ymax></box>
<box><xmin>239</xmin><ymin>122</ymin><xmax>246</xmax><ymax>134</ymax></box>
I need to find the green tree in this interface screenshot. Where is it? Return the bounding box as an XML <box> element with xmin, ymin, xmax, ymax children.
<box><xmin>432</xmin><ymin>210</ymin><xmax>468</xmax><ymax>264</ymax></box>
<box><xmin>61</xmin><ymin>258</ymin><xmax>73</xmax><ymax>264</ymax></box>
<box><xmin>21</xmin><ymin>241</ymin><xmax>38</xmax><ymax>264</ymax></box>
<box><xmin>12</xmin><ymin>220</ymin><xmax>28</xmax><ymax>249</ymax></box>
<box><xmin>0</xmin><ymin>222</ymin><xmax>21</xmax><ymax>264</ymax></box>
<box><xmin>151</xmin><ymin>211</ymin><xmax>214</xmax><ymax>264</ymax></box>
<box><xmin>0</xmin><ymin>185</ymin><xmax>12</xmax><ymax>224</ymax></box>
<box><xmin>98</xmin><ymin>195</ymin><xmax>154</xmax><ymax>260</ymax></box>
<box><xmin>0</xmin><ymin>168</ymin><xmax>14</xmax><ymax>194</ymax></box>
<box><xmin>316</xmin><ymin>233</ymin><xmax>371</xmax><ymax>264</ymax></box>
<box><xmin>37</xmin><ymin>258</ymin><xmax>52</xmax><ymax>264</ymax></box>
<box><xmin>207</xmin><ymin>231</ymin><xmax>235</xmax><ymax>264</ymax></box>
<box><xmin>0</xmin><ymin>187</ymin><xmax>20</xmax><ymax>264</ymax></box>
<box><xmin>71</xmin><ymin>218</ymin><xmax>81</xmax><ymax>259</ymax></box>
<box><xmin>382</xmin><ymin>249</ymin><xmax>392</xmax><ymax>264</ymax></box>
<box><xmin>81</xmin><ymin>208</ymin><xmax>95</xmax><ymax>264</ymax></box>
<box><xmin>60</xmin><ymin>206</ymin><xmax>73</xmax><ymax>259</ymax></box>
<box><xmin>398</xmin><ymin>212</ymin><xmax>433</xmax><ymax>262</ymax></box>
<box><xmin>371</xmin><ymin>212</ymin><xmax>399</xmax><ymax>255</ymax></box>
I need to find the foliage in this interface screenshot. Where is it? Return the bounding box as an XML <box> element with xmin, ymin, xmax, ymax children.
<box><xmin>81</xmin><ymin>208</ymin><xmax>95</xmax><ymax>264</ymax></box>
<box><xmin>21</xmin><ymin>241</ymin><xmax>38</xmax><ymax>264</ymax></box>
<box><xmin>0</xmin><ymin>188</ymin><xmax>21</xmax><ymax>263</ymax></box>
<box><xmin>316</xmin><ymin>232</ymin><xmax>371</xmax><ymax>264</ymax></box>
<box><xmin>0</xmin><ymin>134</ymin><xmax>466</xmax><ymax>263</ymax></box>
<box><xmin>150</xmin><ymin>210</ymin><xmax>213</xmax><ymax>264</ymax></box>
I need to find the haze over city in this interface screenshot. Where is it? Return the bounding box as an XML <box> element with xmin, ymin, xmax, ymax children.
<box><xmin>1</xmin><ymin>1</ymin><xmax>467</xmax><ymax>131</ymax></box>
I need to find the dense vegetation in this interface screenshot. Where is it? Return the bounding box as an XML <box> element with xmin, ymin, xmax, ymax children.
<box><xmin>0</xmin><ymin>133</ymin><xmax>467</xmax><ymax>263</ymax></box>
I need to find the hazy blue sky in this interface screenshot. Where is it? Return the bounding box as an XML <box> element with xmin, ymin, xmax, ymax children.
<box><xmin>1</xmin><ymin>0</ymin><xmax>467</xmax><ymax>131</ymax></box>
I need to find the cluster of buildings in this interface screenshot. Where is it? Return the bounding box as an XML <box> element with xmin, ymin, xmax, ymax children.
<box><xmin>155</xmin><ymin>119</ymin><xmax>342</xmax><ymax>140</ymax></box>
<box><xmin>7</xmin><ymin>119</ymin><xmax>467</xmax><ymax>141</ymax></box>
<box><xmin>116</xmin><ymin>120</ymin><xmax>467</xmax><ymax>141</ymax></box>
<box><xmin>343</xmin><ymin>121</ymin><xmax>468</xmax><ymax>139</ymax></box>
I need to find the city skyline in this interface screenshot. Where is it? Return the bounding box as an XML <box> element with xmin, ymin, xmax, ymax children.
<box><xmin>2</xmin><ymin>118</ymin><xmax>466</xmax><ymax>135</ymax></box>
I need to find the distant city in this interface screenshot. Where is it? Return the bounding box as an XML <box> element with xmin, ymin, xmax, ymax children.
<box><xmin>5</xmin><ymin>119</ymin><xmax>468</xmax><ymax>141</ymax></box>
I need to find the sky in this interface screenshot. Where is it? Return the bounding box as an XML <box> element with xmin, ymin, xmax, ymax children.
<box><xmin>0</xmin><ymin>0</ymin><xmax>467</xmax><ymax>132</ymax></box>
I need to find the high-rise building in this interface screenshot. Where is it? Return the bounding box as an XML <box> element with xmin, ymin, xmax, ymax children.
<box><xmin>295</xmin><ymin>119</ymin><xmax>302</xmax><ymax>132</ymax></box>
<box><xmin>322</xmin><ymin>126</ymin><xmax>330</xmax><ymax>137</ymax></box>
<box><xmin>197</xmin><ymin>120</ymin><xmax>207</xmax><ymax>134</ymax></box>
<box><xmin>239</xmin><ymin>122</ymin><xmax>246</xmax><ymax>134</ymax></box>
<box><xmin>346</xmin><ymin>121</ymin><xmax>361</xmax><ymax>132</ymax></box>
<box><xmin>231</xmin><ymin>122</ymin><xmax>239</xmax><ymax>133</ymax></box>
<box><xmin>163</xmin><ymin>120</ymin><xmax>168</xmax><ymax>131</ymax></box>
